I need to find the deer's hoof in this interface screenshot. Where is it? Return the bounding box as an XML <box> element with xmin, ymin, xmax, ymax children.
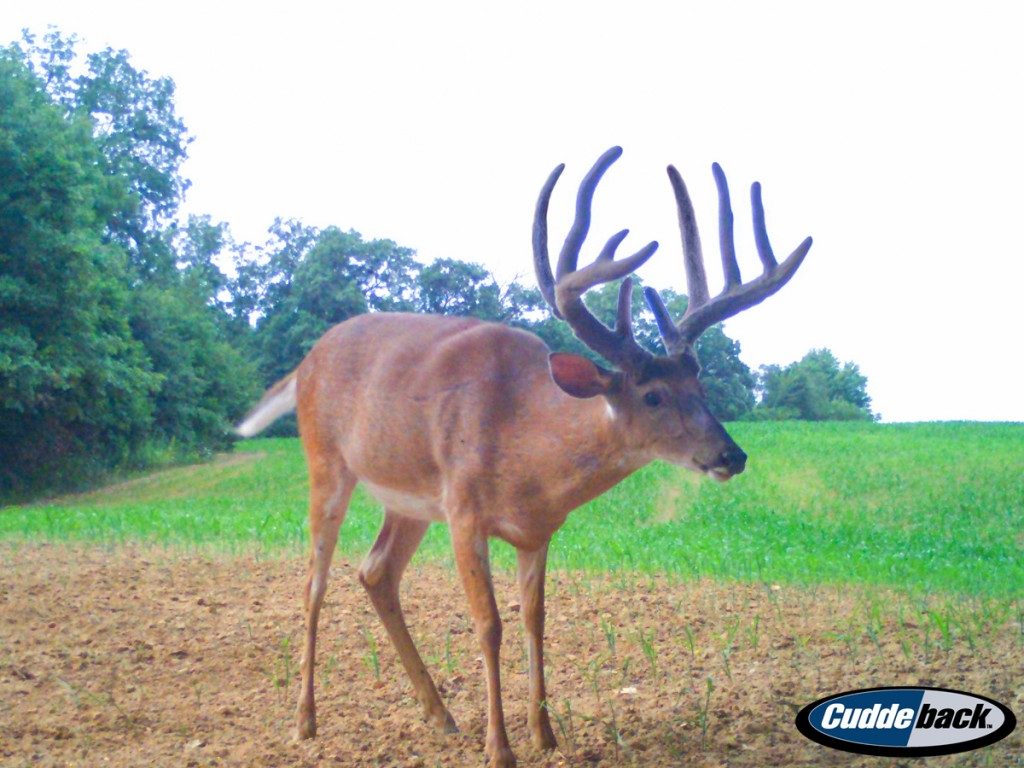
<box><xmin>442</xmin><ymin>712</ymin><xmax>459</xmax><ymax>734</ymax></box>
<box><xmin>529</xmin><ymin>711</ymin><xmax>557</xmax><ymax>750</ymax></box>
<box><xmin>294</xmin><ymin>712</ymin><xmax>316</xmax><ymax>740</ymax></box>
<box><xmin>486</xmin><ymin>744</ymin><xmax>517</xmax><ymax>768</ymax></box>
<box><xmin>532</xmin><ymin>726</ymin><xmax>557</xmax><ymax>751</ymax></box>
<box><xmin>428</xmin><ymin>707</ymin><xmax>459</xmax><ymax>735</ymax></box>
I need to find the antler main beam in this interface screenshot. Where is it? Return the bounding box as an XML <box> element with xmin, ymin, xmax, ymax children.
<box><xmin>533</xmin><ymin>147</ymin><xmax>658</xmax><ymax>372</ymax></box>
<box><xmin>645</xmin><ymin>163</ymin><xmax>813</xmax><ymax>355</ymax></box>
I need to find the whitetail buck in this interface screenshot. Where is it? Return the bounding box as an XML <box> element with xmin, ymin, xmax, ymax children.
<box><xmin>236</xmin><ymin>147</ymin><xmax>812</xmax><ymax>767</ymax></box>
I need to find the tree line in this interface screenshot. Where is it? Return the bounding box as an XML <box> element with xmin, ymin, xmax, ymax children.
<box><xmin>0</xmin><ymin>30</ymin><xmax>874</xmax><ymax>499</ymax></box>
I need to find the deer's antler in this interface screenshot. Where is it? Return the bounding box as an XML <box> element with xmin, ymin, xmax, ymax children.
<box><xmin>533</xmin><ymin>146</ymin><xmax>658</xmax><ymax>372</ymax></box>
<box><xmin>644</xmin><ymin>163</ymin><xmax>813</xmax><ymax>355</ymax></box>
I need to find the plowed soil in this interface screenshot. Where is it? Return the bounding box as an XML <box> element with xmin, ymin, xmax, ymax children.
<box><xmin>1</xmin><ymin>545</ymin><xmax>1020</xmax><ymax>766</ymax></box>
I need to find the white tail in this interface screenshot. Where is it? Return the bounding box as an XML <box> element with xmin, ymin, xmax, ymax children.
<box><xmin>235</xmin><ymin>373</ymin><xmax>297</xmax><ymax>437</ymax></box>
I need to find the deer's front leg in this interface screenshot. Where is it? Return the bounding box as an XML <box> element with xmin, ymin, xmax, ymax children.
<box><xmin>517</xmin><ymin>543</ymin><xmax>557</xmax><ymax>750</ymax></box>
<box><xmin>450</xmin><ymin>518</ymin><xmax>515</xmax><ymax>768</ymax></box>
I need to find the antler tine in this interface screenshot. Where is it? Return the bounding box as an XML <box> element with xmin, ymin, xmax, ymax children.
<box><xmin>597</xmin><ymin>229</ymin><xmax>630</xmax><ymax>263</ymax></box>
<box><xmin>642</xmin><ymin>285</ymin><xmax>682</xmax><ymax>352</ymax></box>
<box><xmin>651</xmin><ymin>163</ymin><xmax>813</xmax><ymax>352</ymax></box>
<box><xmin>533</xmin><ymin>162</ymin><xmax>566</xmax><ymax>319</ymax></box>
<box><xmin>557</xmin><ymin>235</ymin><xmax>658</xmax><ymax>303</ymax></box>
<box><xmin>666</xmin><ymin>166</ymin><xmax>710</xmax><ymax>315</ymax></box>
<box><xmin>557</xmin><ymin>147</ymin><xmax>622</xmax><ymax>280</ymax></box>
<box><xmin>615</xmin><ymin>277</ymin><xmax>636</xmax><ymax>339</ymax></box>
<box><xmin>675</xmin><ymin>234</ymin><xmax>812</xmax><ymax>344</ymax></box>
<box><xmin>532</xmin><ymin>147</ymin><xmax>658</xmax><ymax>371</ymax></box>
<box><xmin>750</xmin><ymin>181</ymin><xmax>778</xmax><ymax>270</ymax></box>
<box><xmin>712</xmin><ymin>163</ymin><xmax>742</xmax><ymax>290</ymax></box>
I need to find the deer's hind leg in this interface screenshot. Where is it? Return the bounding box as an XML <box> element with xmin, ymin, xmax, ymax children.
<box><xmin>296</xmin><ymin>459</ymin><xmax>356</xmax><ymax>740</ymax></box>
<box><xmin>359</xmin><ymin>511</ymin><xmax>457</xmax><ymax>733</ymax></box>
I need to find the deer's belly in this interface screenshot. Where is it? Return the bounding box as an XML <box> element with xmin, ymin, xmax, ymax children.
<box><xmin>361</xmin><ymin>481</ymin><xmax>445</xmax><ymax>522</ymax></box>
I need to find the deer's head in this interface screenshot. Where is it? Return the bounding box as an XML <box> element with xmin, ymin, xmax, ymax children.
<box><xmin>533</xmin><ymin>147</ymin><xmax>812</xmax><ymax>481</ymax></box>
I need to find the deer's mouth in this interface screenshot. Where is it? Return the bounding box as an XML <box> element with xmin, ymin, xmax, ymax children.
<box><xmin>706</xmin><ymin>467</ymin><xmax>734</xmax><ymax>483</ymax></box>
<box><xmin>692</xmin><ymin>459</ymin><xmax>736</xmax><ymax>483</ymax></box>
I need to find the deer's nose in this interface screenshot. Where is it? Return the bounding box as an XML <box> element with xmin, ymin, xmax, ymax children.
<box><xmin>717</xmin><ymin>445</ymin><xmax>747</xmax><ymax>475</ymax></box>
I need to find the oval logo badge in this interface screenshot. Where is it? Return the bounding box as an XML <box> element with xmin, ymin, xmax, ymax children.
<box><xmin>795</xmin><ymin>686</ymin><xmax>1016</xmax><ymax>757</ymax></box>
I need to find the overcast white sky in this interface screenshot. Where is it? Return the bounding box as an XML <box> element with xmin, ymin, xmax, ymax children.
<box><xmin>4</xmin><ymin>1</ymin><xmax>1022</xmax><ymax>422</ymax></box>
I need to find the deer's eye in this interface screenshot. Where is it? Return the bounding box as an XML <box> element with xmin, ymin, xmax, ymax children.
<box><xmin>643</xmin><ymin>391</ymin><xmax>663</xmax><ymax>408</ymax></box>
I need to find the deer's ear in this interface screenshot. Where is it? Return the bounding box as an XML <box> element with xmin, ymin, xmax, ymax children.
<box><xmin>548</xmin><ymin>353</ymin><xmax>617</xmax><ymax>399</ymax></box>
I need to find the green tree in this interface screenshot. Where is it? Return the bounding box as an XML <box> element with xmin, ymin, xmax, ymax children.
<box><xmin>802</xmin><ymin>348</ymin><xmax>872</xmax><ymax>411</ymax></box>
<box><xmin>229</xmin><ymin>218</ymin><xmax>320</xmax><ymax>327</ymax></box>
<box><xmin>755</xmin><ymin>348</ymin><xmax>874</xmax><ymax>421</ymax></box>
<box><xmin>129</xmin><ymin>283</ymin><xmax>258</xmax><ymax>452</ymax></box>
<box><xmin>173</xmin><ymin>214</ymin><xmax>235</xmax><ymax>313</ymax></box>
<box><xmin>3</xmin><ymin>31</ymin><xmax>267</xmax><ymax>497</ymax></box>
<box><xmin>0</xmin><ymin>51</ymin><xmax>159</xmax><ymax>495</ymax></box>
<box><xmin>248</xmin><ymin>226</ymin><xmax>420</xmax><ymax>384</ymax></box>
<box><xmin>415</xmin><ymin>258</ymin><xmax>504</xmax><ymax>319</ymax></box>
<box><xmin>18</xmin><ymin>28</ymin><xmax>192</xmax><ymax>277</ymax></box>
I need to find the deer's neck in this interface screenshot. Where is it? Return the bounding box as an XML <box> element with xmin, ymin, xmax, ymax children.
<box><xmin>536</xmin><ymin>395</ymin><xmax>650</xmax><ymax>517</ymax></box>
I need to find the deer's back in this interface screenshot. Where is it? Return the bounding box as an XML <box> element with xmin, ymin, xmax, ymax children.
<box><xmin>294</xmin><ymin>313</ymin><xmax>556</xmax><ymax>515</ymax></box>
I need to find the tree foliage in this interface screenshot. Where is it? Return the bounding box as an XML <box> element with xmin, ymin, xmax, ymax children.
<box><xmin>244</xmin><ymin>226</ymin><xmax>419</xmax><ymax>383</ymax></box>
<box><xmin>752</xmin><ymin>348</ymin><xmax>875</xmax><ymax>421</ymax></box>
<box><xmin>1</xmin><ymin>33</ymin><xmax>254</xmax><ymax>497</ymax></box>
<box><xmin>0</xmin><ymin>50</ymin><xmax>159</xmax><ymax>492</ymax></box>
<box><xmin>415</xmin><ymin>258</ymin><xmax>503</xmax><ymax>318</ymax></box>
<box><xmin>19</xmin><ymin>28</ymin><xmax>191</xmax><ymax>276</ymax></box>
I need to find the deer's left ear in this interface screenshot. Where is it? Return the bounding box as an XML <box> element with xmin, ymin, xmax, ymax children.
<box><xmin>548</xmin><ymin>353</ymin><xmax>618</xmax><ymax>399</ymax></box>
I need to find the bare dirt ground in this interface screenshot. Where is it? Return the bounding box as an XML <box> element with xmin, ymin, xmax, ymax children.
<box><xmin>1</xmin><ymin>545</ymin><xmax>1020</xmax><ymax>767</ymax></box>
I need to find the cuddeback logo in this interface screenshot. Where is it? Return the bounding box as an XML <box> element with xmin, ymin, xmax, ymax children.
<box><xmin>795</xmin><ymin>687</ymin><xmax>1016</xmax><ymax>757</ymax></box>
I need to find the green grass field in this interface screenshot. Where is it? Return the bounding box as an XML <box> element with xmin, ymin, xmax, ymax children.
<box><xmin>2</xmin><ymin>422</ymin><xmax>1022</xmax><ymax>597</ymax></box>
